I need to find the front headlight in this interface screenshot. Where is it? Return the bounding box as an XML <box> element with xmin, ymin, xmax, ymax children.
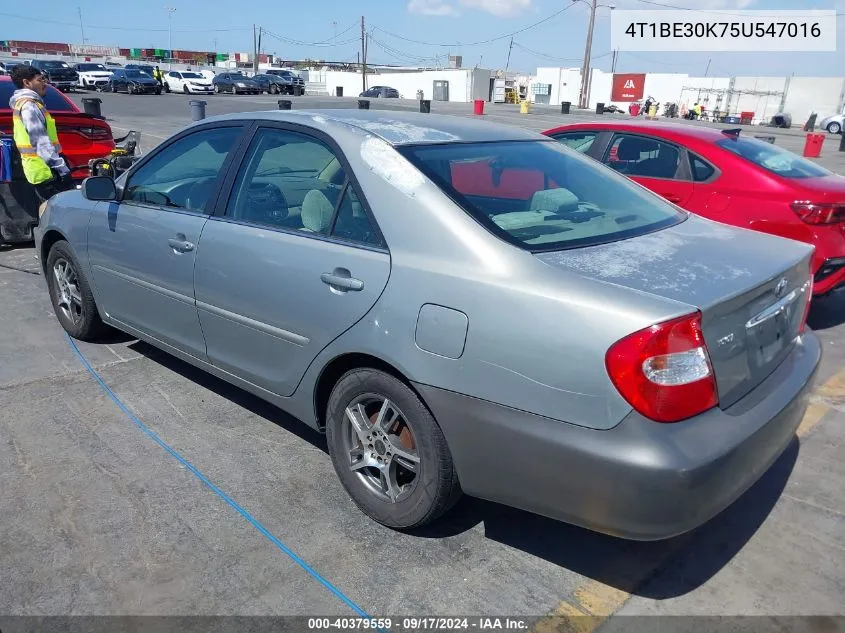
<box><xmin>235</xmin><ymin>82</ymin><xmax>247</xmax><ymax>87</ymax></box>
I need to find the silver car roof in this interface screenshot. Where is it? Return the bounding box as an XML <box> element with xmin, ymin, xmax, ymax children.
<box><xmin>202</xmin><ymin>109</ymin><xmax>547</xmax><ymax>146</ymax></box>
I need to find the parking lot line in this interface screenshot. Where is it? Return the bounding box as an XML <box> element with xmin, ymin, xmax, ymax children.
<box><xmin>63</xmin><ymin>332</ymin><xmax>380</xmax><ymax>623</ymax></box>
<box><xmin>529</xmin><ymin>363</ymin><xmax>845</xmax><ymax>633</ymax></box>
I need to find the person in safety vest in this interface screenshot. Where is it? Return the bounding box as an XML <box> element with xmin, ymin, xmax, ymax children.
<box><xmin>153</xmin><ymin>66</ymin><xmax>164</xmax><ymax>86</ymax></box>
<box><xmin>9</xmin><ymin>65</ymin><xmax>73</xmax><ymax>204</ymax></box>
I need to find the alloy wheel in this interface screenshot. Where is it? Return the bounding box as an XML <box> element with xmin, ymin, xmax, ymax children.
<box><xmin>342</xmin><ymin>395</ymin><xmax>420</xmax><ymax>503</ymax></box>
<box><xmin>53</xmin><ymin>258</ymin><xmax>84</xmax><ymax>326</ymax></box>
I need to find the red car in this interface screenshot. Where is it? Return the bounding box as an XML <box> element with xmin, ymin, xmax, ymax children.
<box><xmin>0</xmin><ymin>75</ymin><xmax>115</xmax><ymax>243</ymax></box>
<box><xmin>542</xmin><ymin>121</ymin><xmax>845</xmax><ymax>297</ymax></box>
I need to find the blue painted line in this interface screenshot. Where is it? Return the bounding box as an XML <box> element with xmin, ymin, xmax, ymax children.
<box><xmin>65</xmin><ymin>333</ymin><xmax>382</xmax><ymax>624</ymax></box>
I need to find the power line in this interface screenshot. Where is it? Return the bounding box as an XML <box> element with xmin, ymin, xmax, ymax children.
<box><xmin>372</xmin><ymin>4</ymin><xmax>576</xmax><ymax>47</ymax></box>
<box><xmin>0</xmin><ymin>11</ymin><xmax>251</xmax><ymax>32</ymax></box>
<box><xmin>512</xmin><ymin>42</ymin><xmax>583</xmax><ymax>64</ymax></box>
<box><xmin>631</xmin><ymin>0</ymin><xmax>845</xmax><ymax>18</ymax></box>
<box><xmin>261</xmin><ymin>28</ymin><xmax>359</xmax><ymax>48</ymax></box>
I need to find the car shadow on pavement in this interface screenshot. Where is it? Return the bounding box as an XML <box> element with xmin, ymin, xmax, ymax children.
<box><xmin>414</xmin><ymin>438</ymin><xmax>800</xmax><ymax>599</ymax></box>
<box><xmin>126</xmin><ymin>339</ymin><xmax>797</xmax><ymax>599</ymax></box>
<box><xmin>127</xmin><ymin>340</ymin><xmax>328</xmax><ymax>453</ymax></box>
<box><xmin>807</xmin><ymin>293</ymin><xmax>845</xmax><ymax>330</ymax></box>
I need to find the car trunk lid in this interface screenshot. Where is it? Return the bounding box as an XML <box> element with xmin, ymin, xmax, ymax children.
<box><xmin>535</xmin><ymin>215</ymin><xmax>814</xmax><ymax>409</ymax></box>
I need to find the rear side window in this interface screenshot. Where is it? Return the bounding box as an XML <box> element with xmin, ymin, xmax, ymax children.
<box><xmin>0</xmin><ymin>82</ymin><xmax>74</xmax><ymax>111</ymax></box>
<box><xmin>689</xmin><ymin>155</ymin><xmax>716</xmax><ymax>182</ymax></box>
<box><xmin>715</xmin><ymin>136</ymin><xmax>830</xmax><ymax>178</ymax></box>
<box><xmin>400</xmin><ymin>140</ymin><xmax>685</xmax><ymax>252</ymax></box>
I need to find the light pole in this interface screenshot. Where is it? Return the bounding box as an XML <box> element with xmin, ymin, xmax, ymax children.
<box><xmin>164</xmin><ymin>6</ymin><xmax>176</xmax><ymax>69</ymax></box>
<box><xmin>574</xmin><ymin>0</ymin><xmax>614</xmax><ymax>110</ymax></box>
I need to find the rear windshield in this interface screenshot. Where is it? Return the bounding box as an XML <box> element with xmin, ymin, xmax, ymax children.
<box><xmin>715</xmin><ymin>136</ymin><xmax>831</xmax><ymax>179</ymax></box>
<box><xmin>0</xmin><ymin>81</ymin><xmax>74</xmax><ymax>111</ymax></box>
<box><xmin>399</xmin><ymin>140</ymin><xmax>685</xmax><ymax>252</ymax></box>
<box><xmin>39</xmin><ymin>61</ymin><xmax>70</xmax><ymax>69</ymax></box>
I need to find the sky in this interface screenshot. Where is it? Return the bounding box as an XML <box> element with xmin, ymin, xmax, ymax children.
<box><xmin>2</xmin><ymin>0</ymin><xmax>844</xmax><ymax>76</ymax></box>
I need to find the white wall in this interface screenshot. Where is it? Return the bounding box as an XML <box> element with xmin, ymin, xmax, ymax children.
<box><xmin>534</xmin><ymin>67</ymin><xmax>581</xmax><ymax>106</ymax></box>
<box><xmin>320</xmin><ymin>69</ymin><xmax>474</xmax><ymax>101</ymax></box>
<box><xmin>784</xmin><ymin>77</ymin><xmax>845</xmax><ymax>119</ymax></box>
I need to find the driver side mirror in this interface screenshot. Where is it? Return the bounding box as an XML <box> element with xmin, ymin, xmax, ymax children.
<box><xmin>81</xmin><ymin>175</ymin><xmax>117</xmax><ymax>201</ymax></box>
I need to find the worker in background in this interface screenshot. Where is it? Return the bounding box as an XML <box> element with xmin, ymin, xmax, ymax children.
<box><xmin>153</xmin><ymin>65</ymin><xmax>164</xmax><ymax>86</ymax></box>
<box><xmin>9</xmin><ymin>65</ymin><xmax>73</xmax><ymax>204</ymax></box>
<box><xmin>693</xmin><ymin>102</ymin><xmax>702</xmax><ymax>119</ymax></box>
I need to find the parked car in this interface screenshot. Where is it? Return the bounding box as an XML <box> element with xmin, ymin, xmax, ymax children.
<box><xmin>360</xmin><ymin>85</ymin><xmax>399</xmax><ymax>98</ymax></box>
<box><xmin>0</xmin><ymin>75</ymin><xmax>115</xmax><ymax>242</ymax></box>
<box><xmin>165</xmin><ymin>70</ymin><xmax>214</xmax><ymax>94</ymax></box>
<box><xmin>104</xmin><ymin>61</ymin><xmax>123</xmax><ymax>68</ymax></box>
<box><xmin>251</xmin><ymin>73</ymin><xmax>291</xmax><ymax>95</ymax></box>
<box><xmin>75</xmin><ymin>62</ymin><xmax>114</xmax><ymax>91</ymax></box>
<box><xmin>124</xmin><ymin>64</ymin><xmax>157</xmax><ymax>77</ymax></box>
<box><xmin>263</xmin><ymin>69</ymin><xmax>305</xmax><ymax>95</ymax></box>
<box><xmin>819</xmin><ymin>113</ymin><xmax>844</xmax><ymax>135</ymax></box>
<box><xmin>106</xmin><ymin>69</ymin><xmax>162</xmax><ymax>95</ymax></box>
<box><xmin>543</xmin><ymin>121</ymin><xmax>845</xmax><ymax>296</ymax></box>
<box><xmin>30</xmin><ymin>60</ymin><xmax>79</xmax><ymax>92</ymax></box>
<box><xmin>212</xmin><ymin>72</ymin><xmax>260</xmax><ymax>95</ymax></box>
<box><xmin>34</xmin><ymin>110</ymin><xmax>819</xmax><ymax>540</ymax></box>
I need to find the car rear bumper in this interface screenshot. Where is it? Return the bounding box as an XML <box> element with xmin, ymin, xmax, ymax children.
<box><xmin>416</xmin><ymin>329</ymin><xmax>821</xmax><ymax>541</ymax></box>
<box><xmin>813</xmin><ymin>257</ymin><xmax>845</xmax><ymax>295</ymax></box>
<box><xmin>0</xmin><ymin>180</ymin><xmax>39</xmax><ymax>243</ymax></box>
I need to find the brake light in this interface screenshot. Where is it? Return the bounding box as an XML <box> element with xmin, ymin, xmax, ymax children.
<box><xmin>605</xmin><ymin>312</ymin><xmax>718</xmax><ymax>423</ymax></box>
<box><xmin>57</xmin><ymin>124</ymin><xmax>112</xmax><ymax>141</ymax></box>
<box><xmin>790</xmin><ymin>202</ymin><xmax>845</xmax><ymax>225</ymax></box>
<box><xmin>800</xmin><ymin>276</ymin><xmax>814</xmax><ymax>333</ymax></box>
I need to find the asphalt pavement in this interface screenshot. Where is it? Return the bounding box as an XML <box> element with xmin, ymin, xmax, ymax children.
<box><xmin>0</xmin><ymin>90</ymin><xmax>844</xmax><ymax>631</ymax></box>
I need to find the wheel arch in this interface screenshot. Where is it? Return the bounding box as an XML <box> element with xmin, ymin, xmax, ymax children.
<box><xmin>39</xmin><ymin>228</ymin><xmax>70</xmax><ymax>273</ymax></box>
<box><xmin>313</xmin><ymin>352</ymin><xmax>432</xmax><ymax>432</ymax></box>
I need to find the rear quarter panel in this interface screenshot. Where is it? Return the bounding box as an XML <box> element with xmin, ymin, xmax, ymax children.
<box><xmin>287</xmin><ymin>124</ymin><xmax>700</xmax><ymax>431</ymax></box>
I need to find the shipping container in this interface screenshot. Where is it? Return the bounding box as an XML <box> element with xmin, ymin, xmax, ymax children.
<box><xmin>9</xmin><ymin>40</ymin><xmax>70</xmax><ymax>54</ymax></box>
<box><xmin>119</xmin><ymin>48</ymin><xmax>130</xmax><ymax>57</ymax></box>
<box><xmin>216</xmin><ymin>53</ymin><xmax>228</xmax><ymax>61</ymax></box>
<box><xmin>130</xmin><ymin>48</ymin><xmax>142</xmax><ymax>58</ymax></box>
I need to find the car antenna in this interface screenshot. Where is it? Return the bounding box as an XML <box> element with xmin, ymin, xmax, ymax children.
<box><xmin>721</xmin><ymin>128</ymin><xmax>741</xmax><ymax>138</ymax></box>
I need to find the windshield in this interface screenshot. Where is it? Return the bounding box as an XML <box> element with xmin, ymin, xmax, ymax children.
<box><xmin>40</xmin><ymin>61</ymin><xmax>69</xmax><ymax>69</ymax></box>
<box><xmin>399</xmin><ymin>140</ymin><xmax>686</xmax><ymax>252</ymax></box>
<box><xmin>715</xmin><ymin>136</ymin><xmax>831</xmax><ymax>179</ymax></box>
<box><xmin>126</xmin><ymin>70</ymin><xmax>148</xmax><ymax>78</ymax></box>
<box><xmin>182</xmin><ymin>72</ymin><xmax>202</xmax><ymax>78</ymax></box>
<box><xmin>0</xmin><ymin>81</ymin><xmax>74</xmax><ymax>111</ymax></box>
<box><xmin>78</xmin><ymin>63</ymin><xmax>107</xmax><ymax>71</ymax></box>
<box><xmin>230</xmin><ymin>73</ymin><xmax>247</xmax><ymax>79</ymax></box>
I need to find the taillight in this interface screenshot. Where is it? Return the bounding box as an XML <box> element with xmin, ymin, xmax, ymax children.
<box><xmin>605</xmin><ymin>312</ymin><xmax>718</xmax><ymax>423</ymax></box>
<box><xmin>790</xmin><ymin>201</ymin><xmax>845</xmax><ymax>225</ymax></box>
<box><xmin>800</xmin><ymin>276</ymin><xmax>814</xmax><ymax>333</ymax></box>
<box><xmin>57</xmin><ymin>124</ymin><xmax>112</xmax><ymax>141</ymax></box>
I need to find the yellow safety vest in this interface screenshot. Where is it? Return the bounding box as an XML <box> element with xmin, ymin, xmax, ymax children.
<box><xmin>12</xmin><ymin>97</ymin><xmax>62</xmax><ymax>185</ymax></box>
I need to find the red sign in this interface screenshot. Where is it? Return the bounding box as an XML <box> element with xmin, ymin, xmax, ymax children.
<box><xmin>611</xmin><ymin>73</ymin><xmax>646</xmax><ymax>102</ymax></box>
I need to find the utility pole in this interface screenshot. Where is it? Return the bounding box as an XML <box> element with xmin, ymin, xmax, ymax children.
<box><xmin>578</xmin><ymin>0</ymin><xmax>597</xmax><ymax>109</ymax></box>
<box><xmin>77</xmin><ymin>7</ymin><xmax>86</xmax><ymax>44</ymax></box>
<box><xmin>361</xmin><ymin>16</ymin><xmax>368</xmax><ymax>93</ymax></box>
<box><xmin>164</xmin><ymin>6</ymin><xmax>176</xmax><ymax>70</ymax></box>
<box><xmin>505</xmin><ymin>36</ymin><xmax>513</xmax><ymax>71</ymax></box>
<box><xmin>704</xmin><ymin>58</ymin><xmax>711</xmax><ymax>77</ymax></box>
<box><xmin>611</xmin><ymin>48</ymin><xmax>618</xmax><ymax>73</ymax></box>
<box><xmin>253</xmin><ymin>25</ymin><xmax>262</xmax><ymax>74</ymax></box>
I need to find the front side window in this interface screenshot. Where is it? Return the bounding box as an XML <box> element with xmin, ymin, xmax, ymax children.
<box><xmin>124</xmin><ymin>127</ymin><xmax>242</xmax><ymax>212</ymax></box>
<box><xmin>549</xmin><ymin>131</ymin><xmax>598</xmax><ymax>154</ymax></box>
<box><xmin>400</xmin><ymin>140</ymin><xmax>685</xmax><ymax>252</ymax></box>
<box><xmin>715</xmin><ymin>136</ymin><xmax>831</xmax><ymax>179</ymax></box>
<box><xmin>226</xmin><ymin>128</ymin><xmax>382</xmax><ymax>245</ymax></box>
<box><xmin>603</xmin><ymin>133</ymin><xmax>681</xmax><ymax>180</ymax></box>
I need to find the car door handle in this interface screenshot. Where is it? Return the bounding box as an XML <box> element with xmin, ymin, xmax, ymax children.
<box><xmin>321</xmin><ymin>271</ymin><xmax>364</xmax><ymax>292</ymax></box>
<box><xmin>662</xmin><ymin>194</ymin><xmax>683</xmax><ymax>203</ymax></box>
<box><xmin>168</xmin><ymin>238</ymin><xmax>194</xmax><ymax>253</ymax></box>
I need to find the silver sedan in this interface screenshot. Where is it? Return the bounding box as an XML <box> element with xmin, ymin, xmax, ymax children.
<box><xmin>819</xmin><ymin>113</ymin><xmax>844</xmax><ymax>134</ymax></box>
<box><xmin>34</xmin><ymin>110</ymin><xmax>820</xmax><ymax>540</ymax></box>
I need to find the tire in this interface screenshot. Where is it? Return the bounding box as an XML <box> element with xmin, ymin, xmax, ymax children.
<box><xmin>214</xmin><ymin>84</ymin><xmax>220</xmax><ymax>94</ymax></box>
<box><xmin>45</xmin><ymin>240</ymin><xmax>109</xmax><ymax>342</ymax></box>
<box><xmin>326</xmin><ymin>368</ymin><xmax>461</xmax><ymax>529</ymax></box>
<box><xmin>828</xmin><ymin>122</ymin><xmax>841</xmax><ymax>135</ymax></box>
<box><xmin>183</xmin><ymin>85</ymin><xmax>189</xmax><ymax>94</ymax></box>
